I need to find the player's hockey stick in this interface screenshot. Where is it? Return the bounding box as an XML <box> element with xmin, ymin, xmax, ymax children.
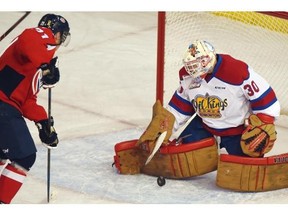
<box><xmin>47</xmin><ymin>88</ymin><xmax>52</xmax><ymax>203</ymax></box>
<box><xmin>0</xmin><ymin>12</ymin><xmax>31</xmax><ymax>42</ymax></box>
<box><xmin>145</xmin><ymin>112</ymin><xmax>197</xmax><ymax>165</ymax></box>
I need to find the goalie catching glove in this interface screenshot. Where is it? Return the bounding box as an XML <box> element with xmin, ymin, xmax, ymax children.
<box><xmin>241</xmin><ymin>113</ymin><xmax>277</xmax><ymax>157</ymax></box>
<box><xmin>35</xmin><ymin>117</ymin><xmax>59</xmax><ymax>149</ymax></box>
<box><xmin>136</xmin><ymin>100</ymin><xmax>175</xmax><ymax>153</ymax></box>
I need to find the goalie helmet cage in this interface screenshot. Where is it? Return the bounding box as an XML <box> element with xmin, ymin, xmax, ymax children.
<box><xmin>156</xmin><ymin>11</ymin><xmax>288</xmax><ymax>116</ymax></box>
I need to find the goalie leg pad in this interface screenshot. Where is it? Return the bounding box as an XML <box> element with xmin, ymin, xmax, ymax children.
<box><xmin>114</xmin><ymin>139</ymin><xmax>143</xmax><ymax>174</ymax></box>
<box><xmin>141</xmin><ymin>137</ymin><xmax>218</xmax><ymax>179</ymax></box>
<box><xmin>113</xmin><ymin>137</ymin><xmax>218</xmax><ymax>178</ymax></box>
<box><xmin>216</xmin><ymin>153</ymin><xmax>288</xmax><ymax>191</ymax></box>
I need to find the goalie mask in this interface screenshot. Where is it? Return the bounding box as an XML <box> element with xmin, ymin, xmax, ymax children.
<box><xmin>183</xmin><ymin>40</ymin><xmax>216</xmax><ymax>79</ymax></box>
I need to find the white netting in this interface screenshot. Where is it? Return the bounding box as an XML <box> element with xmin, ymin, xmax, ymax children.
<box><xmin>161</xmin><ymin>12</ymin><xmax>288</xmax><ymax>116</ymax></box>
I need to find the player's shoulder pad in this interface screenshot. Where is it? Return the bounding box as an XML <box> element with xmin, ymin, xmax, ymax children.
<box><xmin>21</xmin><ymin>27</ymin><xmax>55</xmax><ymax>44</ymax></box>
<box><xmin>214</xmin><ymin>54</ymin><xmax>250</xmax><ymax>85</ymax></box>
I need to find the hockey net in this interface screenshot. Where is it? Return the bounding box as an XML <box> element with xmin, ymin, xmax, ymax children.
<box><xmin>156</xmin><ymin>12</ymin><xmax>288</xmax><ymax>124</ymax></box>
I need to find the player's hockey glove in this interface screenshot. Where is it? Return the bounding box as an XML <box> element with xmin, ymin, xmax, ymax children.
<box><xmin>35</xmin><ymin>117</ymin><xmax>59</xmax><ymax>149</ymax></box>
<box><xmin>40</xmin><ymin>57</ymin><xmax>60</xmax><ymax>88</ymax></box>
<box><xmin>241</xmin><ymin>113</ymin><xmax>277</xmax><ymax>157</ymax></box>
<box><xmin>136</xmin><ymin>100</ymin><xmax>175</xmax><ymax>153</ymax></box>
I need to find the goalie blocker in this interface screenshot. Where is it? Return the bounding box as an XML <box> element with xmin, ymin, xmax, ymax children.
<box><xmin>113</xmin><ymin>137</ymin><xmax>218</xmax><ymax>179</ymax></box>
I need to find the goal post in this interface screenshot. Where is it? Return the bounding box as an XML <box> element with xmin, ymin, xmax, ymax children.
<box><xmin>156</xmin><ymin>11</ymin><xmax>288</xmax><ymax>116</ymax></box>
<box><xmin>156</xmin><ymin>12</ymin><xmax>166</xmax><ymax>103</ymax></box>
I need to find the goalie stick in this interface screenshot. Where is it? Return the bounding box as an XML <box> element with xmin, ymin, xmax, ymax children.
<box><xmin>145</xmin><ymin>131</ymin><xmax>167</xmax><ymax>165</ymax></box>
<box><xmin>169</xmin><ymin>113</ymin><xmax>197</xmax><ymax>142</ymax></box>
<box><xmin>145</xmin><ymin>113</ymin><xmax>197</xmax><ymax>165</ymax></box>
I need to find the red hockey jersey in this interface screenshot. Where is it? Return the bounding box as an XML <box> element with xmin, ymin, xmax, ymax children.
<box><xmin>0</xmin><ymin>27</ymin><xmax>57</xmax><ymax>121</ymax></box>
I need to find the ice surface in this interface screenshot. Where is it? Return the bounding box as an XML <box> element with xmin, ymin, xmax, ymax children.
<box><xmin>0</xmin><ymin>11</ymin><xmax>288</xmax><ymax>214</ymax></box>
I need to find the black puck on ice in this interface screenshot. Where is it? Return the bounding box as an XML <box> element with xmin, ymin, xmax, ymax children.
<box><xmin>157</xmin><ymin>176</ymin><xmax>166</xmax><ymax>186</ymax></box>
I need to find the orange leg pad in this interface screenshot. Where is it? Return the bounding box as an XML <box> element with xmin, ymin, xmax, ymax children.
<box><xmin>113</xmin><ymin>139</ymin><xmax>144</xmax><ymax>174</ymax></box>
<box><xmin>114</xmin><ymin>137</ymin><xmax>218</xmax><ymax>179</ymax></box>
<box><xmin>216</xmin><ymin>153</ymin><xmax>288</xmax><ymax>191</ymax></box>
<box><xmin>142</xmin><ymin>137</ymin><xmax>218</xmax><ymax>178</ymax></box>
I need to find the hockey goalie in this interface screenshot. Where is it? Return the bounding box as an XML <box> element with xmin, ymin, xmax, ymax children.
<box><xmin>113</xmin><ymin>40</ymin><xmax>288</xmax><ymax>191</ymax></box>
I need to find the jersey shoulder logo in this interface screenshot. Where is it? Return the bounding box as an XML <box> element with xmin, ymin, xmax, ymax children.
<box><xmin>32</xmin><ymin>69</ymin><xmax>42</xmax><ymax>95</ymax></box>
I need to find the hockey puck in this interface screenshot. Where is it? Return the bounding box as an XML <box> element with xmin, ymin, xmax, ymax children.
<box><xmin>157</xmin><ymin>176</ymin><xmax>166</xmax><ymax>186</ymax></box>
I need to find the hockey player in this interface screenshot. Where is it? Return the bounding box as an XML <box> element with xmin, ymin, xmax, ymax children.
<box><xmin>0</xmin><ymin>13</ymin><xmax>70</xmax><ymax>204</ymax></box>
<box><xmin>113</xmin><ymin>39</ymin><xmax>281</xmax><ymax>183</ymax></box>
<box><xmin>165</xmin><ymin>40</ymin><xmax>280</xmax><ymax>157</ymax></box>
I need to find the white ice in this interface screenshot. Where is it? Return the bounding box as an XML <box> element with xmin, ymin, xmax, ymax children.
<box><xmin>0</xmin><ymin>11</ymin><xmax>288</xmax><ymax>214</ymax></box>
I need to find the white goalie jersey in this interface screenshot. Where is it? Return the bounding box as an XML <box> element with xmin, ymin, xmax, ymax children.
<box><xmin>167</xmin><ymin>54</ymin><xmax>280</xmax><ymax>136</ymax></box>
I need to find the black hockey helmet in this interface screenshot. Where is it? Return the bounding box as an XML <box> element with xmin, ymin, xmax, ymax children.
<box><xmin>38</xmin><ymin>13</ymin><xmax>71</xmax><ymax>46</ymax></box>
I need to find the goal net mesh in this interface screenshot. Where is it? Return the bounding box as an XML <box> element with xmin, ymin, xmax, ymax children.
<box><xmin>159</xmin><ymin>12</ymin><xmax>288</xmax><ymax>120</ymax></box>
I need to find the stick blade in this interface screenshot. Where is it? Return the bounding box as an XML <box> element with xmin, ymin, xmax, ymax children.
<box><xmin>145</xmin><ymin>131</ymin><xmax>167</xmax><ymax>165</ymax></box>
